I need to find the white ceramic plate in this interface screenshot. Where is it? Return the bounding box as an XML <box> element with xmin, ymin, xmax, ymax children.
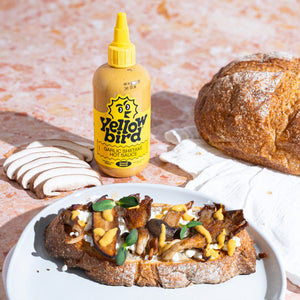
<box><xmin>4</xmin><ymin>183</ymin><xmax>286</xmax><ymax>300</ymax></box>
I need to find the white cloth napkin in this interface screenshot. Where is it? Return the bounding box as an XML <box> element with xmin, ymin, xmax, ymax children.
<box><xmin>160</xmin><ymin>126</ymin><xmax>300</xmax><ymax>287</ymax></box>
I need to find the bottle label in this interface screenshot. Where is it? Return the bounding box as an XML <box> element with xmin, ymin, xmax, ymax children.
<box><xmin>94</xmin><ymin>94</ymin><xmax>150</xmax><ymax>169</ymax></box>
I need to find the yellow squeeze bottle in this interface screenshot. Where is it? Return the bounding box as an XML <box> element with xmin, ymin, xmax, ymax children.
<box><xmin>93</xmin><ymin>12</ymin><xmax>151</xmax><ymax>177</ymax></box>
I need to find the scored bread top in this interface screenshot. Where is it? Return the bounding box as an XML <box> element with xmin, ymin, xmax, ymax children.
<box><xmin>194</xmin><ymin>52</ymin><xmax>300</xmax><ymax>175</ymax></box>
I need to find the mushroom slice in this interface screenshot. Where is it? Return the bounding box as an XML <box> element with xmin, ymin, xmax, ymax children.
<box><xmin>148</xmin><ymin>237</ymin><xmax>159</xmax><ymax>260</ymax></box>
<box><xmin>163</xmin><ymin>210</ymin><xmax>185</xmax><ymax>227</ymax></box>
<box><xmin>34</xmin><ymin>174</ymin><xmax>101</xmax><ymax>198</ymax></box>
<box><xmin>26</xmin><ymin>139</ymin><xmax>94</xmax><ymax>162</ymax></box>
<box><xmin>135</xmin><ymin>227</ymin><xmax>150</xmax><ymax>256</ymax></box>
<box><xmin>160</xmin><ymin>234</ymin><xmax>206</xmax><ymax>261</ymax></box>
<box><xmin>123</xmin><ymin>196</ymin><xmax>153</xmax><ymax>230</ymax></box>
<box><xmin>3</xmin><ymin>146</ymin><xmax>84</xmax><ymax>171</ymax></box>
<box><xmin>92</xmin><ymin>196</ymin><xmax>119</xmax><ymax>231</ymax></box>
<box><xmin>18</xmin><ymin>159</ymin><xmax>90</xmax><ymax>188</ymax></box>
<box><xmin>146</xmin><ymin>219</ymin><xmax>180</xmax><ymax>241</ymax></box>
<box><xmin>92</xmin><ymin>199</ymin><xmax>120</xmax><ymax>258</ymax></box>
<box><xmin>163</xmin><ymin>201</ymin><xmax>194</xmax><ymax>227</ymax></box>
<box><xmin>198</xmin><ymin>204</ymin><xmax>248</xmax><ymax>242</ymax></box>
<box><xmin>68</xmin><ymin>202</ymin><xmax>92</xmax><ymax>211</ymax></box>
<box><xmin>62</xmin><ymin>210</ymin><xmax>85</xmax><ymax>244</ymax></box>
<box><xmin>31</xmin><ymin>167</ymin><xmax>100</xmax><ymax>191</ymax></box>
<box><xmin>5</xmin><ymin>151</ymin><xmax>82</xmax><ymax>180</ymax></box>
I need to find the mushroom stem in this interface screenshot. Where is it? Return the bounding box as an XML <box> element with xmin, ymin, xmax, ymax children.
<box><xmin>160</xmin><ymin>235</ymin><xmax>206</xmax><ymax>261</ymax></box>
<box><xmin>62</xmin><ymin>210</ymin><xmax>85</xmax><ymax>244</ymax></box>
<box><xmin>66</xmin><ymin>223</ymin><xmax>84</xmax><ymax>244</ymax></box>
<box><xmin>135</xmin><ymin>228</ymin><xmax>150</xmax><ymax>256</ymax></box>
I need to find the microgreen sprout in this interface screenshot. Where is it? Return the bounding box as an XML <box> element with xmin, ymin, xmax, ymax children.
<box><xmin>92</xmin><ymin>196</ymin><xmax>139</xmax><ymax>212</ymax></box>
<box><xmin>180</xmin><ymin>220</ymin><xmax>202</xmax><ymax>240</ymax></box>
<box><xmin>116</xmin><ymin>228</ymin><xmax>138</xmax><ymax>265</ymax></box>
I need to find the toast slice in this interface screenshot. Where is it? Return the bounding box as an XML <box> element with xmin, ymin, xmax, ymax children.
<box><xmin>44</xmin><ymin>194</ymin><xmax>257</xmax><ymax>288</ymax></box>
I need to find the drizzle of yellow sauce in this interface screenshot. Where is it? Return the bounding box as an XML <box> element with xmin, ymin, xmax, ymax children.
<box><xmin>195</xmin><ymin>225</ymin><xmax>212</xmax><ymax>244</ymax></box>
<box><xmin>99</xmin><ymin>228</ymin><xmax>118</xmax><ymax>247</ymax></box>
<box><xmin>128</xmin><ymin>205</ymin><xmax>140</xmax><ymax>210</ymax></box>
<box><xmin>158</xmin><ymin>239</ymin><xmax>180</xmax><ymax>256</ymax></box>
<box><xmin>171</xmin><ymin>204</ymin><xmax>187</xmax><ymax>212</ymax></box>
<box><xmin>159</xmin><ymin>224</ymin><xmax>166</xmax><ymax>248</ymax></box>
<box><xmin>102</xmin><ymin>209</ymin><xmax>114</xmax><ymax>222</ymax></box>
<box><xmin>71</xmin><ymin>210</ymin><xmax>80</xmax><ymax>220</ymax></box>
<box><xmin>78</xmin><ymin>220</ymin><xmax>86</xmax><ymax>227</ymax></box>
<box><xmin>182</xmin><ymin>213</ymin><xmax>194</xmax><ymax>222</ymax></box>
<box><xmin>94</xmin><ymin>227</ymin><xmax>105</xmax><ymax>237</ymax></box>
<box><xmin>217</xmin><ymin>229</ymin><xmax>226</xmax><ymax>249</ymax></box>
<box><xmin>162</xmin><ymin>207</ymin><xmax>170</xmax><ymax>214</ymax></box>
<box><xmin>213</xmin><ymin>207</ymin><xmax>224</xmax><ymax>220</ymax></box>
<box><xmin>205</xmin><ymin>246</ymin><xmax>220</xmax><ymax>260</ymax></box>
<box><xmin>155</xmin><ymin>214</ymin><xmax>164</xmax><ymax>219</ymax></box>
<box><xmin>227</xmin><ymin>239</ymin><xmax>237</xmax><ymax>256</ymax></box>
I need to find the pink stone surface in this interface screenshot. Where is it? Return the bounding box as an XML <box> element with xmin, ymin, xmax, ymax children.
<box><xmin>0</xmin><ymin>0</ymin><xmax>300</xmax><ymax>298</ymax></box>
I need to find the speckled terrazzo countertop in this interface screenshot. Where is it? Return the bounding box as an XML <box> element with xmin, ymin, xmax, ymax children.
<box><xmin>1</xmin><ymin>0</ymin><xmax>300</xmax><ymax>298</ymax></box>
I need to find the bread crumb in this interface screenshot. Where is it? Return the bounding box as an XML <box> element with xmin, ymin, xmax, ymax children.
<box><xmin>62</xmin><ymin>264</ymin><xmax>68</xmax><ymax>272</ymax></box>
<box><xmin>257</xmin><ymin>252</ymin><xmax>268</xmax><ymax>259</ymax></box>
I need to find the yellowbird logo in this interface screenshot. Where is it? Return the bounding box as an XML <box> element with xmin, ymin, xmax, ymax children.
<box><xmin>108</xmin><ymin>95</ymin><xmax>138</xmax><ymax>120</ymax></box>
<box><xmin>100</xmin><ymin>95</ymin><xmax>148</xmax><ymax>144</ymax></box>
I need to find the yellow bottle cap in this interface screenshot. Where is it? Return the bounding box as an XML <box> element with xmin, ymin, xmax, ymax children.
<box><xmin>108</xmin><ymin>12</ymin><xmax>136</xmax><ymax>68</ymax></box>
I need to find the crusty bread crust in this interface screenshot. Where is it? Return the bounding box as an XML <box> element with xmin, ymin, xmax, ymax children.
<box><xmin>194</xmin><ymin>52</ymin><xmax>300</xmax><ymax>175</ymax></box>
<box><xmin>63</xmin><ymin>230</ymin><xmax>255</xmax><ymax>288</ymax></box>
<box><xmin>44</xmin><ymin>205</ymin><xmax>256</xmax><ymax>288</ymax></box>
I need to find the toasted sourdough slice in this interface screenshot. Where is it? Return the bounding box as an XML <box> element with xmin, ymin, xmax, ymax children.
<box><xmin>44</xmin><ymin>196</ymin><xmax>257</xmax><ymax>288</ymax></box>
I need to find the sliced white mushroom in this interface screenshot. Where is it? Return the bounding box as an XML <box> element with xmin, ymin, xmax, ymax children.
<box><xmin>3</xmin><ymin>146</ymin><xmax>84</xmax><ymax>171</ymax></box>
<box><xmin>16</xmin><ymin>157</ymin><xmax>89</xmax><ymax>183</ymax></box>
<box><xmin>34</xmin><ymin>174</ymin><xmax>101</xmax><ymax>198</ymax></box>
<box><xmin>19</xmin><ymin>161</ymin><xmax>91</xmax><ymax>189</ymax></box>
<box><xmin>6</xmin><ymin>151</ymin><xmax>82</xmax><ymax>180</ymax></box>
<box><xmin>31</xmin><ymin>167</ymin><xmax>100</xmax><ymax>191</ymax></box>
<box><xmin>26</xmin><ymin>139</ymin><xmax>94</xmax><ymax>162</ymax></box>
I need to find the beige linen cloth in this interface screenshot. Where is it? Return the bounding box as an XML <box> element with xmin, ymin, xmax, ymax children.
<box><xmin>160</xmin><ymin>126</ymin><xmax>300</xmax><ymax>287</ymax></box>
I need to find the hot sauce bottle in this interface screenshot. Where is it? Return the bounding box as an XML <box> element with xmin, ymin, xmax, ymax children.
<box><xmin>93</xmin><ymin>12</ymin><xmax>151</xmax><ymax>177</ymax></box>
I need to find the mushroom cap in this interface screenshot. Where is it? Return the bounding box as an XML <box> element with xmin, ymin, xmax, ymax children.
<box><xmin>26</xmin><ymin>139</ymin><xmax>94</xmax><ymax>162</ymax></box>
<box><xmin>17</xmin><ymin>158</ymin><xmax>89</xmax><ymax>185</ymax></box>
<box><xmin>5</xmin><ymin>150</ymin><xmax>82</xmax><ymax>179</ymax></box>
<box><xmin>31</xmin><ymin>167</ymin><xmax>100</xmax><ymax>191</ymax></box>
<box><xmin>35</xmin><ymin>174</ymin><xmax>102</xmax><ymax>198</ymax></box>
<box><xmin>3</xmin><ymin>146</ymin><xmax>84</xmax><ymax>171</ymax></box>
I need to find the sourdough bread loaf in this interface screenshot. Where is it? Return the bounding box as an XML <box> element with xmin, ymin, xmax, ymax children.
<box><xmin>194</xmin><ymin>52</ymin><xmax>300</xmax><ymax>175</ymax></box>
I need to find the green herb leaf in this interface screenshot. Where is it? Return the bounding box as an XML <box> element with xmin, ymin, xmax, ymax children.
<box><xmin>180</xmin><ymin>225</ymin><xmax>187</xmax><ymax>240</ymax></box>
<box><xmin>116</xmin><ymin>196</ymin><xmax>139</xmax><ymax>208</ymax></box>
<box><xmin>124</xmin><ymin>228</ymin><xmax>138</xmax><ymax>247</ymax></box>
<box><xmin>186</xmin><ymin>220</ymin><xmax>202</xmax><ymax>228</ymax></box>
<box><xmin>180</xmin><ymin>221</ymin><xmax>202</xmax><ymax>240</ymax></box>
<box><xmin>92</xmin><ymin>199</ymin><xmax>115</xmax><ymax>212</ymax></box>
<box><xmin>116</xmin><ymin>246</ymin><xmax>127</xmax><ymax>266</ymax></box>
<box><xmin>115</xmin><ymin>229</ymin><xmax>138</xmax><ymax>265</ymax></box>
